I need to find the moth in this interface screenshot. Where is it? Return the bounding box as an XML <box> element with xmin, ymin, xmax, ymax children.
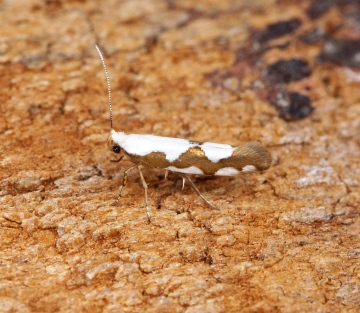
<box><xmin>95</xmin><ymin>45</ymin><xmax>271</xmax><ymax>221</ymax></box>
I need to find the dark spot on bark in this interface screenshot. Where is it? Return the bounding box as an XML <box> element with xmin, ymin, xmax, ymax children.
<box><xmin>270</xmin><ymin>90</ymin><xmax>314</xmax><ymax>121</ymax></box>
<box><xmin>258</xmin><ymin>18</ymin><xmax>302</xmax><ymax>43</ymax></box>
<box><xmin>318</xmin><ymin>39</ymin><xmax>360</xmax><ymax>68</ymax></box>
<box><xmin>306</xmin><ymin>0</ymin><xmax>336</xmax><ymax>19</ymax></box>
<box><xmin>306</xmin><ymin>0</ymin><xmax>359</xmax><ymax>19</ymax></box>
<box><xmin>266</xmin><ymin>59</ymin><xmax>311</xmax><ymax>84</ymax></box>
<box><xmin>288</xmin><ymin>93</ymin><xmax>314</xmax><ymax>119</ymax></box>
<box><xmin>299</xmin><ymin>28</ymin><xmax>325</xmax><ymax>44</ymax></box>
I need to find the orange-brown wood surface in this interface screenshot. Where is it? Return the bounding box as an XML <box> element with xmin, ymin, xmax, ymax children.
<box><xmin>1</xmin><ymin>1</ymin><xmax>359</xmax><ymax>312</ymax></box>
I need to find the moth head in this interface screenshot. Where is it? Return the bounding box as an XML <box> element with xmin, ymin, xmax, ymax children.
<box><xmin>108</xmin><ymin>135</ymin><xmax>123</xmax><ymax>155</ymax></box>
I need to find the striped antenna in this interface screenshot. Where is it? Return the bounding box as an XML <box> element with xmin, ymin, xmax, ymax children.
<box><xmin>95</xmin><ymin>45</ymin><xmax>113</xmax><ymax>129</ymax></box>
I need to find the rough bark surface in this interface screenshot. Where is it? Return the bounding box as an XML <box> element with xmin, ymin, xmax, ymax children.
<box><xmin>1</xmin><ymin>0</ymin><xmax>359</xmax><ymax>312</ymax></box>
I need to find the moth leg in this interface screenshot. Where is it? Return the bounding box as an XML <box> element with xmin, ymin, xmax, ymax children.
<box><xmin>112</xmin><ymin>164</ymin><xmax>137</xmax><ymax>205</ymax></box>
<box><xmin>182</xmin><ymin>177</ymin><xmax>186</xmax><ymax>190</ymax></box>
<box><xmin>137</xmin><ymin>165</ymin><xmax>150</xmax><ymax>222</ymax></box>
<box><xmin>111</xmin><ymin>155</ymin><xmax>124</xmax><ymax>163</ymax></box>
<box><xmin>179</xmin><ymin>174</ymin><xmax>220</xmax><ymax>211</ymax></box>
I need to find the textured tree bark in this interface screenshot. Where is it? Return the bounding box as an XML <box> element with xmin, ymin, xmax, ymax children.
<box><xmin>0</xmin><ymin>0</ymin><xmax>359</xmax><ymax>312</ymax></box>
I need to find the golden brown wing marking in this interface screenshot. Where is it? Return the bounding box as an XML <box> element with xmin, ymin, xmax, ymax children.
<box><xmin>124</xmin><ymin>141</ymin><xmax>271</xmax><ymax>175</ymax></box>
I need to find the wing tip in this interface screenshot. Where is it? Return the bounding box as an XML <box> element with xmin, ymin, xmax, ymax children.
<box><xmin>235</xmin><ymin>141</ymin><xmax>272</xmax><ymax>171</ymax></box>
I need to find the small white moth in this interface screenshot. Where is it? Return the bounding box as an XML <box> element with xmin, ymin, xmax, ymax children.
<box><xmin>95</xmin><ymin>45</ymin><xmax>271</xmax><ymax>221</ymax></box>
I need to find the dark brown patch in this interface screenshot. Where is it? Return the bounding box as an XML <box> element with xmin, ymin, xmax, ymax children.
<box><xmin>305</xmin><ymin>0</ymin><xmax>359</xmax><ymax>19</ymax></box>
<box><xmin>262</xmin><ymin>58</ymin><xmax>314</xmax><ymax>120</ymax></box>
<box><xmin>257</xmin><ymin>18</ymin><xmax>302</xmax><ymax>43</ymax></box>
<box><xmin>306</xmin><ymin>0</ymin><xmax>336</xmax><ymax>19</ymax></box>
<box><xmin>266</xmin><ymin>59</ymin><xmax>311</xmax><ymax>84</ymax></box>
<box><xmin>267</xmin><ymin>87</ymin><xmax>314</xmax><ymax>121</ymax></box>
<box><xmin>299</xmin><ymin>28</ymin><xmax>324</xmax><ymax>44</ymax></box>
<box><xmin>318</xmin><ymin>39</ymin><xmax>360</xmax><ymax>68</ymax></box>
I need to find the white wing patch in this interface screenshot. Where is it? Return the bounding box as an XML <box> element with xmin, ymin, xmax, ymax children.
<box><xmin>215</xmin><ymin>167</ymin><xmax>239</xmax><ymax>176</ymax></box>
<box><xmin>111</xmin><ymin>130</ymin><xmax>235</xmax><ymax>162</ymax></box>
<box><xmin>167</xmin><ymin>166</ymin><xmax>204</xmax><ymax>175</ymax></box>
<box><xmin>200</xmin><ymin>142</ymin><xmax>235</xmax><ymax>162</ymax></box>
<box><xmin>242</xmin><ymin>165</ymin><xmax>256</xmax><ymax>172</ymax></box>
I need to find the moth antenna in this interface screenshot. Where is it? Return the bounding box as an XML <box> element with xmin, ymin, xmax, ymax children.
<box><xmin>95</xmin><ymin>45</ymin><xmax>113</xmax><ymax>130</ymax></box>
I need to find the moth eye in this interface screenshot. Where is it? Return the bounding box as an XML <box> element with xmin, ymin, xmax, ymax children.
<box><xmin>112</xmin><ymin>145</ymin><xmax>121</xmax><ymax>153</ymax></box>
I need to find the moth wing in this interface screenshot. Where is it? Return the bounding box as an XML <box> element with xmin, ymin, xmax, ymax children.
<box><xmin>231</xmin><ymin>141</ymin><xmax>271</xmax><ymax>171</ymax></box>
